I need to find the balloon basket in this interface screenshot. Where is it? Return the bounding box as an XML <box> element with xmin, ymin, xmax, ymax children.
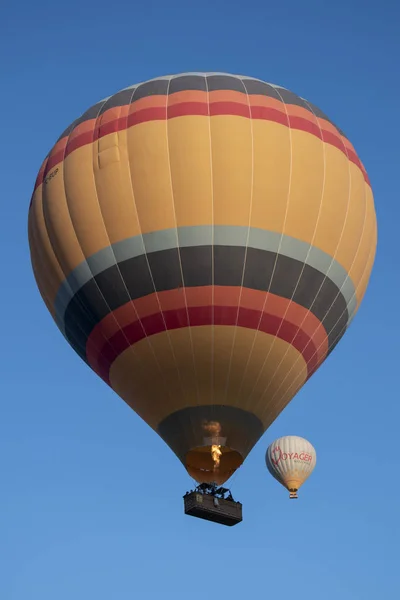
<box><xmin>183</xmin><ymin>483</ymin><xmax>242</xmax><ymax>526</ymax></box>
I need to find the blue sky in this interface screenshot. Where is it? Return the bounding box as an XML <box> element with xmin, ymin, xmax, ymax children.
<box><xmin>1</xmin><ymin>0</ymin><xmax>399</xmax><ymax>598</ymax></box>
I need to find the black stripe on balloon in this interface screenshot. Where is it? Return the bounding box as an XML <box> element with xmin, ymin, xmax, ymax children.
<box><xmin>61</xmin><ymin>245</ymin><xmax>349</xmax><ymax>361</ymax></box>
<box><xmin>54</xmin><ymin>75</ymin><xmax>344</xmax><ymax>145</ymax></box>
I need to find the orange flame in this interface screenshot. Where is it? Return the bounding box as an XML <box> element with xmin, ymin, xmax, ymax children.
<box><xmin>211</xmin><ymin>444</ymin><xmax>222</xmax><ymax>470</ymax></box>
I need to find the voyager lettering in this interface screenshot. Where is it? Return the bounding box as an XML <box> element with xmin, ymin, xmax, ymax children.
<box><xmin>271</xmin><ymin>446</ymin><xmax>313</xmax><ymax>466</ymax></box>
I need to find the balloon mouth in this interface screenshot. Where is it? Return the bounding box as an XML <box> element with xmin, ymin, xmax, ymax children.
<box><xmin>185</xmin><ymin>445</ymin><xmax>243</xmax><ymax>485</ymax></box>
<box><xmin>284</xmin><ymin>479</ymin><xmax>302</xmax><ymax>492</ymax></box>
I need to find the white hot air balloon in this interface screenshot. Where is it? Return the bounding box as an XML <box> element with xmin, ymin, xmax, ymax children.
<box><xmin>265</xmin><ymin>436</ymin><xmax>316</xmax><ymax>499</ymax></box>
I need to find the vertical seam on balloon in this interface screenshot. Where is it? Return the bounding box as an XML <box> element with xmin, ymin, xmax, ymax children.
<box><xmin>204</xmin><ymin>74</ymin><xmax>215</xmax><ymax>414</ymax></box>
<box><xmin>234</xmin><ymin>84</ymin><xmax>294</xmax><ymax>403</ymax></box>
<box><xmin>87</xmin><ymin>100</ymin><xmax>162</xmax><ymax>391</ymax></box>
<box><xmin>268</xmin><ymin>441</ymin><xmax>280</xmax><ymax>481</ymax></box>
<box><xmin>52</xmin><ymin>102</ymin><xmax>153</xmax><ymax>391</ymax></box>
<box><xmin>262</xmin><ymin>130</ymin><xmax>370</xmax><ymax>421</ymax></box>
<box><xmin>221</xmin><ymin>76</ymin><xmax>255</xmax><ymax>444</ymax></box>
<box><xmin>345</xmin><ymin>180</ymin><xmax>373</xmax><ymax>324</ymax></box>
<box><xmin>262</xmin><ymin>231</ymin><xmax>376</xmax><ymax>427</ymax></box>
<box><xmin>165</xmin><ymin>75</ymin><xmax>201</xmax><ymax>466</ymax></box>
<box><xmin>264</xmin><ymin>200</ymin><xmax>372</xmax><ymax>423</ymax></box>
<box><xmin>29</xmin><ymin>250</ymin><xmax>52</xmax><ymax>316</ymax></box>
<box><xmin>120</xmin><ymin>83</ymin><xmax>179</xmax><ymax>421</ymax></box>
<box><xmin>33</xmin><ymin>166</ymin><xmax>71</xmax><ymax>328</ymax></box>
<box><xmin>251</xmin><ymin>98</ymin><xmax>329</xmax><ymax>414</ymax></box>
<box><xmin>28</xmin><ymin>221</ymin><xmax>63</xmax><ymax>335</ymax></box>
<box><xmin>283</xmin><ymin>437</ymin><xmax>288</xmax><ymax>477</ymax></box>
<box><xmin>95</xmin><ymin>95</ymin><xmax>188</xmax><ymax>412</ymax></box>
<box><xmin>29</xmin><ymin>169</ymin><xmax>79</xmax><ymax>346</ymax></box>
<box><xmin>40</xmin><ymin>117</ymin><xmax>121</xmax><ymax>374</ymax></box>
<box><xmin>28</xmin><ymin>202</ymin><xmax>84</xmax><ymax>353</ymax></box>
<box><xmin>165</xmin><ymin>75</ymin><xmax>201</xmax><ymax>408</ymax></box>
<box><xmin>30</xmin><ymin>259</ymin><xmax>73</xmax><ymax>347</ymax></box>
<box><xmin>258</xmin><ymin>101</ymin><xmax>355</xmax><ymax>414</ymax></box>
<box><xmin>28</xmin><ymin>193</ymin><xmax>56</xmax><ymax>315</ymax></box>
<box><xmin>349</xmin><ymin>202</ymin><xmax>377</xmax><ymax>319</ymax></box>
<box><xmin>32</xmin><ymin>214</ymin><xmax>93</xmax><ymax>361</ymax></box>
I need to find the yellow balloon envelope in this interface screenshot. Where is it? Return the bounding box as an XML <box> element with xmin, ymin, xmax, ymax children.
<box><xmin>28</xmin><ymin>73</ymin><xmax>377</xmax><ymax>485</ymax></box>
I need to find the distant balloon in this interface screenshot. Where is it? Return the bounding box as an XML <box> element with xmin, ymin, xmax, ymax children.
<box><xmin>28</xmin><ymin>72</ymin><xmax>376</xmax><ymax>487</ymax></box>
<box><xmin>266</xmin><ymin>436</ymin><xmax>316</xmax><ymax>498</ymax></box>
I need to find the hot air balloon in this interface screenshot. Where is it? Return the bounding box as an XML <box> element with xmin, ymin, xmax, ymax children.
<box><xmin>266</xmin><ymin>436</ymin><xmax>316</xmax><ymax>498</ymax></box>
<box><xmin>28</xmin><ymin>72</ymin><xmax>377</xmax><ymax>495</ymax></box>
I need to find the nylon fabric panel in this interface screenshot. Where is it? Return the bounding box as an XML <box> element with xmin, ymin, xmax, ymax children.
<box><xmin>260</xmin><ymin>230</ymin><xmax>377</xmax><ymax>418</ymax></box>
<box><xmin>92</xmin><ymin>304</ymin><xmax>320</xmax><ymax>387</ymax></box>
<box><xmin>208</xmin><ymin>94</ymin><xmax>253</xmax><ymax>409</ymax></box>
<box><xmin>92</xmin><ymin>128</ymin><xmax>143</xmax><ymax>245</ymax></box>
<box><xmin>62</xmin><ymin>146</ymin><xmax>112</xmax><ymax>259</ymax></box>
<box><xmin>210</xmin><ymin>115</ymin><xmax>253</xmax><ymax>227</ymax></box>
<box><xmin>163</xmin><ymin>116</ymin><xmax>213</xmax><ymax>227</ymax></box>
<box><xmin>28</xmin><ymin>187</ymin><xmax>63</xmax><ymax>314</ymax></box>
<box><xmin>29</xmin><ymin>183</ymin><xmax>91</xmax><ymax>360</ymax></box>
<box><xmin>126</xmin><ymin>120</ymin><xmax>177</xmax><ymax>233</ymax></box>
<box><xmin>54</xmin><ymin>225</ymin><xmax>357</xmax><ymax>325</ymax></box>
<box><xmin>40</xmin><ymin>142</ymin><xmax>146</xmax><ymax>366</ymax></box>
<box><xmin>310</xmin><ymin>143</ymin><xmax>350</xmax><ymax>258</ymax></box>
<box><xmin>61</xmin><ymin>131</ymin><xmax>161</xmax><ymax>378</ymax></box>
<box><xmin>334</xmin><ymin>161</ymin><xmax>367</xmax><ymax>275</ymax></box>
<box><xmin>61</xmin><ymin>246</ymin><xmax>348</xmax><ymax>357</ymax></box>
<box><xmin>281</xmin><ymin>130</ymin><xmax>325</xmax><ymax>246</ymax></box>
<box><xmin>164</xmin><ymin>103</ymin><xmax>214</xmax><ymax>393</ymax></box>
<box><xmin>85</xmin><ymin>287</ymin><xmax>329</xmax><ymax>374</ymax></box>
<box><xmin>246</xmin><ymin>119</ymin><xmax>291</xmax><ymax>235</ymax></box>
<box><xmin>126</xmin><ymin>100</ymin><xmax>203</xmax><ymax>419</ymax></box>
<box><xmin>350</xmin><ymin>182</ymin><xmax>376</xmax><ymax>302</ymax></box>
<box><xmin>109</xmin><ymin>327</ymin><xmax>308</xmax><ymax>429</ymax></box>
<box><xmin>348</xmin><ymin>213</ymin><xmax>378</xmax><ymax>321</ymax></box>
<box><xmin>40</xmin><ymin>161</ymin><xmax>86</xmax><ymax>291</ymax></box>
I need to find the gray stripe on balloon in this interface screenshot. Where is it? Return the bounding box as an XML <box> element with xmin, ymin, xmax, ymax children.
<box><xmin>53</xmin><ymin>225</ymin><xmax>357</xmax><ymax>331</ymax></box>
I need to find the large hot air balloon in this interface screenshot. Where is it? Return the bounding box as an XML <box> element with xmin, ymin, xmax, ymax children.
<box><xmin>28</xmin><ymin>72</ymin><xmax>377</xmax><ymax>488</ymax></box>
<box><xmin>266</xmin><ymin>436</ymin><xmax>316</xmax><ymax>498</ymax></box>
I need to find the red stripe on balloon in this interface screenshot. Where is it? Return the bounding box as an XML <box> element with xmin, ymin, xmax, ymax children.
<box><xmin>33</xmin><ymin>101</ymin><xmax>370</xmax><ymax>191</ymax></box>
<box><xmin>89</xmin><ymin>305</ymin><xmax>322</xmax><ymax>385</ymax></box>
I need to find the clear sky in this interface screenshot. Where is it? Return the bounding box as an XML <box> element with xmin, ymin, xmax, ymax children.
<box><xmin>1</xmin><ymin>1</ymin><xmax>398</xmax><ymax>598</ymax></box>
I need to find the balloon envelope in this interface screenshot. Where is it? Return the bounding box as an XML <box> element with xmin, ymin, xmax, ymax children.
<box><xmin>28</xmin><ymin>72</ymin><xmax>377</xmax><ymax>485</ymax></box>
<box><xmin>266</xmin><ymin>435</ymin><xmax>316</xmax><ymax>495</ymax></box>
